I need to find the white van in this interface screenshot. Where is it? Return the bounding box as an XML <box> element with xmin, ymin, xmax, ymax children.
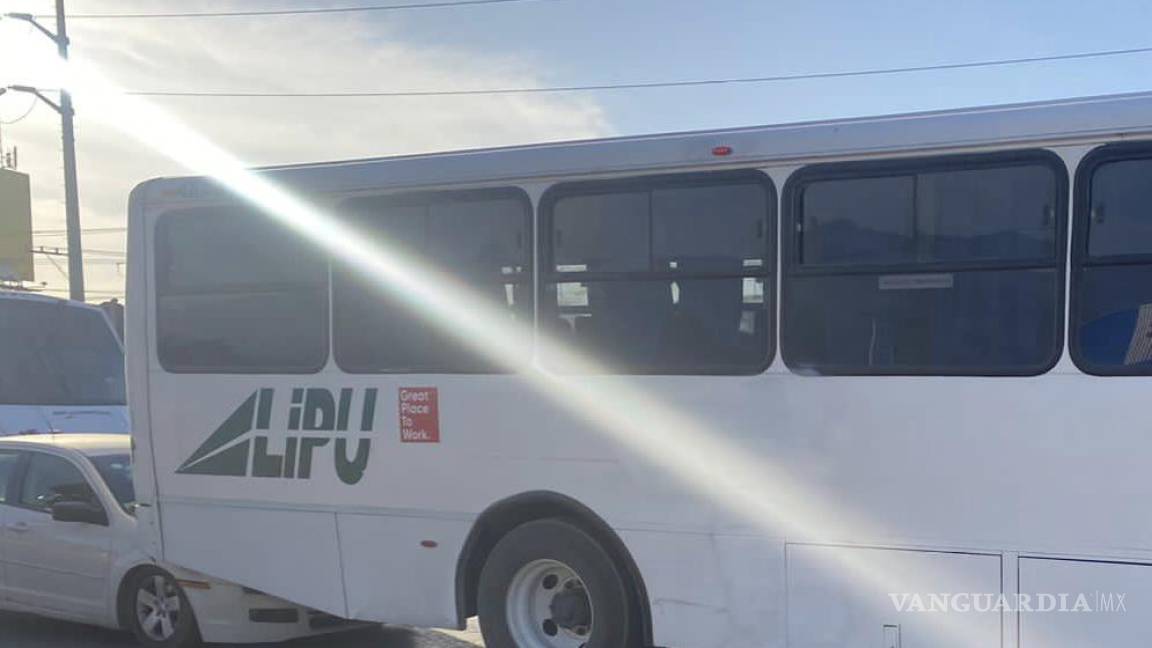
<box><xmin>0</xmin><ymin>292</ymin><xmax>129</xmax><ymax>436</ymax></box>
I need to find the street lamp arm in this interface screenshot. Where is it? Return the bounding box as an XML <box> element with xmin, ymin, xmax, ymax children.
<box><xmin>5</xmin><ymin>86</ymin><xmax>67</xmax><ymax>115</ymax></box>
<box><xmin>2</xmin><ymin>12</ymin><xmax>68</xmax><ymax>46</ymax></box>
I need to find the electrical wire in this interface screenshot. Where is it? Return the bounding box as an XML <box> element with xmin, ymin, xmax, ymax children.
<box><xmin>121</xmin><ymin>44</ymin><xmax>1152</xmax><ymax>98</ymax></box>
<box><xmin>33</xmin><ymin>227</ymin><xmax>127</xmax><ymax>235</ymax></box>
<box><xmin>0</xmin><ymin>17</ymin><xmax>37</xmax><ymax>125</ymax></box>
<box><xmin>0</xmin><ymin>96</ymin><xmax>37</xmax><ymax>125</ymax></box>
<box><xmin>32</xmin><ymin>247</ymin><xmax>126</xmax><ymax>258</ymax></box>
<box><xmin>40</xmin><ymin>0</ymin><xmax>549</xmax><ymax>19</ymax></box>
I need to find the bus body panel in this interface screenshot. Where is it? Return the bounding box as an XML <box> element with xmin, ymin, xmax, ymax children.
<box><xmin>337</xmin><ymin>512</ymin><xmax>470</xmax><ymax>628</ymax></box>
<box><xmin>127</xmin><ymin>93</ymin><xmax>1152</xmax><ymax>647</ymax></box>
<box><xmin>159</xmin><ymin>500</ymin><xmax>349</xmax><ymax>617</ymax></box>
<box><xmin>1019</xmin><ymin>558</ymin><xmax>1152</xmax><ymax>647</ymax></box>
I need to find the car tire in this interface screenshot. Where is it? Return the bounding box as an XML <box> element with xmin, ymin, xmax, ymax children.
<box><xmin>125</xmin><ymin>567</ymin><xmax>202</xmax><ymax>648</ymax></box>
<box><xmin>478</xmin><ymin>518</ymin><xmax>638</xmax><ymax>648</ymax></box>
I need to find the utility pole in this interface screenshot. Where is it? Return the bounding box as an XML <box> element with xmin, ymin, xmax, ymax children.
<box><xmin>55</xmin><ymin>0</ymin><xmax>83</xmax><ymax>302</ymax></box>
<box><xmin>3</xmin><ymin>1</ymin><xmax>84</xmax><ymax>301</ymax></box>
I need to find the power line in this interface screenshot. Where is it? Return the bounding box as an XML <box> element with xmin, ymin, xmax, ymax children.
<box><xmin>0</xmin><ymin>96</ymin><xmax>38</xmax><ymax>125</ymax></box>
<box><xmin>41</xmin><ymin>252</ymin><xmax>67</xmax><ymax>281</ymax></box>
<box><xmin>34</xmin><ymin>226</ymin><xmax>127</xmax><ymax>235</ymax></box>
<box><xmin>33</xmin><ymin>255</ymin><xmax>122</xmax><ymax>260</ymax></box>
<box><xmin>121</xmin><ymin>44</ymin><xmax>1152</xmax><ymax>98</ymax></box>
<box><xmin>33</xmin><ymin>247</ymin><xmax>125</xmax><ymax>258</ymax></box>
<box><xmin>40</xmin><ymin>0</ymin><xmax>547</xmax><ymax>19</ymax></box>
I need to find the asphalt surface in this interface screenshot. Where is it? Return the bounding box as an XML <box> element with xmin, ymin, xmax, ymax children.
<box><xmin>0</xmin><ymin>611</ymin><xmax>484</xmax><ymax>648</ymax></box>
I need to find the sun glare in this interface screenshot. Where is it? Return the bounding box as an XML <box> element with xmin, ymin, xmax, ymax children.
<box><xmin>9</xmin><ymin>42</ymin><xmax>1004</xmax><ymax>646</ymax></box>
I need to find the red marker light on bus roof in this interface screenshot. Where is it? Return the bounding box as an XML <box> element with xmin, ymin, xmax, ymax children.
<box><xmin>712</xmin><ymin>145</ymin><xmax>733</xmax><ymax>157</ymax></box>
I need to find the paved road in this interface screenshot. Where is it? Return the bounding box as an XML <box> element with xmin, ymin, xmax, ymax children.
<box><xmin>0</xmin><ymin>611</ymin><xmax>483</xmax><ymax>648</ymax></box>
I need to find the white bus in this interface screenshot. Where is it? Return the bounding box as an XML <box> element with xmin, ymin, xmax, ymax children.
<box><xmin>0</xmin><ymin>292</ymin><xmax>129</xmax><ymax>436</ymax></box>
<box><xmin>128</xmin><ymin>91</ymin><xmax>1152</xmax><ymax>648</ymax></box>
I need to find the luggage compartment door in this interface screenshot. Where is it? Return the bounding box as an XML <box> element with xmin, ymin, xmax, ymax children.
<box><xmin>787</xmin><ymin>544</ymin><xmax>1002</xmax><ymax>648</ymax></box>
<box><xmin>1020</xmin><ymin>557</ymin><xmax>1149</xmax><ymax>648</ymax></box>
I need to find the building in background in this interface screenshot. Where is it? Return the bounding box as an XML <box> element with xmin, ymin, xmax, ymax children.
<box><xmin>0</xmin><ymin>168</ymin><xmax>33</xmax><ymax>286</ymax></box>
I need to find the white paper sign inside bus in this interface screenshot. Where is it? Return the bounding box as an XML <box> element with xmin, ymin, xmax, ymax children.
<box><xmin>878</xmin><ymin>273</ymin><xmax>955</xmax><ymax>291</ymax></box>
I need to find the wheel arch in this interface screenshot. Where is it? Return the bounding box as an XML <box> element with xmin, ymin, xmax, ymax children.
<box><xmin>455</xmin><ymin>490</ymin><xmax>653</xmax><ymax>646</ymax></box>
<box><xmin>116</xmin><ymin>563</ymin><xmax>159</xmax><ymax>630</ymax></box>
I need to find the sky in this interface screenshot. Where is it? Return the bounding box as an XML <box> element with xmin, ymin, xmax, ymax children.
<box><xmin>1</xmin><ymin>0</ymin><xmax>1152</xmax><ymax>301</ymax></box>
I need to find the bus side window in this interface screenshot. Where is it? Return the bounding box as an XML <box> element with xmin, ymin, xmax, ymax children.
<box><xmin>1073</xmin><ymin>151</ymin><xmax>1152</xmax><ymax>374</ymax></box>
<box><xmin>541</xmin><ymin>171</ymin><xmax>775</xmax><ymax>375</ymax></box>
<box><xmin>332</xmin><ymin>188</ymin><xmax>532</xmax><ymax>374</ymax></box>
<box><xmin>782</xmin><ymin>152</ymin><xmax>1066</xmax><ymax>376</ymax></box>
<box><xmin>155</xmin><ymin>208</ymin><xmax>329</xmax><ymax>374</ymax></box>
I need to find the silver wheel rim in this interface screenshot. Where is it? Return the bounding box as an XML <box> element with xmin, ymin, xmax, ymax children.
<box><xmin>135</xmin><ymin>574</ymin><xmax>182</xmax><ymax>642</ymax></box>
<box><xmin>506</xmin><ymin>559</ymin><xmax>593</xmax><ymax>648</ymax></box>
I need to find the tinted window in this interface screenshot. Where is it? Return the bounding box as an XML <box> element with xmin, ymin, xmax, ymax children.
<box><xmin>554</xmin><ymin>184</ymin><xmax>768</xmax><ymax>274</ymax></box>
<box><xmin>554</xmin><ymin>192</ymin><xmax>649</xmax><ymax>273</ymax></box>
<box><xmin>801</xmin><ymin>166</ymin><xmax>1055</xmax><ymax>266</ymax></box>
<box><xmin>20</xmin><ymin>453</ymin><xmax>96</xmax><ymax>511</ymax></box>
<box><xmin>0</xmin><ymin>300</ymin><xmax>125</xmax><ymax>405</ymax></box>
<box><xmin>544</xmin><ymin>173</ymin><xmax>774</xmax><ymax>374</ymax></box>
<box><xmin>652</xmin><ymin>184</ymin><xmax>768</xmax><ymax>270</ymax></box>
<box><xmin>802</xmin><ymin>175</ymin><xmax>915</xmax><ymax>265</ymax></box>
<box><xmin>787</xmin><ymin>270</ymin><xmax>1058</xmax><ymax>374</ymax></box>
<box><xmin>334</xmin><ymin>190</ymin><xmax>531</xmax><ymax>373</ymax></box>
<box><xmin>1074</xmin><ymin>152</ymin><xmax>1152</xmax><ymax>373</ymax></box>
<box><xmin>920</xmin><ymin>166</ymin><xmax>1055</xmax><ymax>261</ymax></box>
<box><xmin>157</xmin><ymin>208</ymin><xmax>328</xmax><ymax>373</ymax></box>
<box><xmin>0</xmin><ymin>451</ymin><xmax>18</xmax><ymax>503</ymax></box>
<box><xmin>1086</xmin><ymin>159</ymin><xmax>1152</xmax><ymax>257</ymax></box>
<box><xmin>91</xmin><ymin>453</ymin><xmax>134</xmax><ymax>509</ymax></box>
<box><xmin>785</xmin><ymin>154</ymin><xmax>1064</xmax><ymax>375</ymax></box>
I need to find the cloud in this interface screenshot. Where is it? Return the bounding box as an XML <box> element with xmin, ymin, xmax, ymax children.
<box><xmin>0</xmin><ymin>4</ymin><xmax>611</xmax><ymax>299</ymax></box>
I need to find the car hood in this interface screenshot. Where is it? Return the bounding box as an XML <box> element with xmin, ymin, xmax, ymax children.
<box><xmin>0</xmin><ymin>405</ymin><xmax>130</xmax><ymax>436</ymax></box>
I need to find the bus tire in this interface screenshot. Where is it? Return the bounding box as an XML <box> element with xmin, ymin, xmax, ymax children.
<box><xmin>478</xmin><ymin>517</ymin><xmax>636</xmax><ymax>648</ymax></box>
<box><xmin>124</xmin><ymin>567</ymin><xmax>202</xmax><ymax>648</ymax></box>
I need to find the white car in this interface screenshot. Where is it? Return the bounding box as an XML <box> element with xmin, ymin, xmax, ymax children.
<box><xmin>0</xmin><ymin>434</ymin><xmax>363</xmax><ymax>646</ymax></box>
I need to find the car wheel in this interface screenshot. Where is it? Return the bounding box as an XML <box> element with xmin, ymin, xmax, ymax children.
<box><xmin>126</xmin><ymin>567</ymin><xmax>201</xmax><ymax>648</ymax></box>
<box><xmin>478</xmin><ymin>518</ymin><xmax>637</xmax><ymax>648</ymax></box>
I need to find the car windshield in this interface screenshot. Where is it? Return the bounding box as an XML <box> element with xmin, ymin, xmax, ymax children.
<box><xmin>90</xmin><ymin>453</ymin><xmax>135</xmax><ymax>510</ymax></box>
<box><xmin>0</xmin><ymin>299</ymin><xmax>126</xmax><ymax>406</ymax></box>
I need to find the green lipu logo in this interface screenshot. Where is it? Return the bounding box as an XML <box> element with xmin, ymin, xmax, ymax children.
<box><xmin>176</xmin><ymin>388</ymin><xmax>378</xmax><ymax>485</ymax></box>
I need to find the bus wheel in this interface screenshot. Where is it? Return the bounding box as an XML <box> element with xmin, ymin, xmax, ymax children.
<box><xmin>126</xmin><ymin>567</ymin><xmax>202</xmax><ymax>648</ymax></box>
<box><xmin>478</xmin><ymin>518</ymin><xmax>634</xmax><ymax>648</ymax></box>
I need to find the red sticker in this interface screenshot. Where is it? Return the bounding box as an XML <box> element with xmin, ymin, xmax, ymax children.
<box><xmin>399</xmin><ymin>387</ymin><xmax>439</xmax><ymax>443</ymax></box>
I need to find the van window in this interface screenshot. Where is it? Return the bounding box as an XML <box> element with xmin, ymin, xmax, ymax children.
<box><xmin>784</xmin><ymin>153</ymin><xmax>1065</xmax><ymax>375</ymax></box>
<box><xmin>543</xmin><ymin>172</ymin><xmax>774</xmax><ymax>374</ymax></box>
<box><xmin>156</xmin><ymin>208</ymin><xmax>328</xmax><ymax>373</ymax></box>
<box><xmin>333</xmin><ymin>189</ymin><xmax>532</xmax><ymax>373</ymax></box>
<box><xmin>0</xmin><ymin>299</ymin><xmax>125</xmax><ymax>405</ymax></box>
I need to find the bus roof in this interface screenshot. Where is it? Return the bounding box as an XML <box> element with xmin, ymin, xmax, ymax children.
<box><xmin>134</xmin><ymin>90</ymin><xmax>1152</xmax><ymax>202</ymax></box>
